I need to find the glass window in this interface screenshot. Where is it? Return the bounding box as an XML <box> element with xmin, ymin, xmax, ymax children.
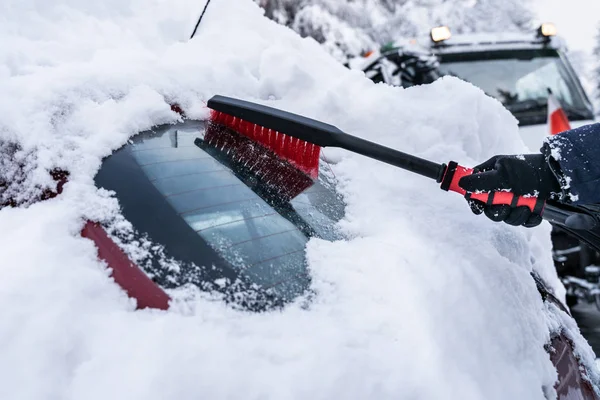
<box><xmin>128</xmin><ymin>125</ymin><xmax>345</xmax><ymax>300</ymax></box>
<box><xmin>438</xmin><ymin>49</ymin><xmax>592</xmax><ymax>125</ymax></box>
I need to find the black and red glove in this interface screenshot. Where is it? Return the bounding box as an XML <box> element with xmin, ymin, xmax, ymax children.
<box><xmin>458</xmin><ymin>154</ymin><xmax>562</xmax><ymax>227</ymax></box>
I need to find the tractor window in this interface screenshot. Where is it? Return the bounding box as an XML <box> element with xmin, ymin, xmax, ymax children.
<box><xmin>438</xmin><ymin>49</ymin><xmax>593</xmax><ymax>125</ymax></box>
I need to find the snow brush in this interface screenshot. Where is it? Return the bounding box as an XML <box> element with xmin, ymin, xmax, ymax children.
<box><xmin>206</xmin><ymin>95</ymin><xmax>598</xmax><ymax>229</ymax></box>
<box><xmin>202</xmin><ymin>98</ymin><xmax>319</xmax><ymax>202</ymax></box>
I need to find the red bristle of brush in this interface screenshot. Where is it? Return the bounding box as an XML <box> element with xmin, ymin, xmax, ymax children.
<box><xmin>205</xmin><ymin>111</ymin><xmax>319</xmax><ymax>201</ymax></box>
<box><xmin>209</xmin><ymin>110</ymin><xmax>320</xmax><ymax>179</ymax></box>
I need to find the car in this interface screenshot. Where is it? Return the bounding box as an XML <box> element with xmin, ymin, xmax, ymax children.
<box><xmin>2</xmin><ymin>109</ymin><xmax>586</xmax><ymax>398</ymax></box>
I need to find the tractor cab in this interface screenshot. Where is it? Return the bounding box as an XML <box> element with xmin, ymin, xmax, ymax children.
<box><xmin>429</xmin><ymin>23</ymin><xmax>595</xmax><ymax>151</ymax></box>
<box><xmin>358</xmin><ymin>24</ymin><xmax>595</xmax><ymax>151</ymax></box>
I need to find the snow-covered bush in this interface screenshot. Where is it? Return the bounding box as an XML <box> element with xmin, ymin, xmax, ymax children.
<box><xmin>257</xmin><ymin>0</ymin><xmax>535</xmax><ymax>60</ymax></box>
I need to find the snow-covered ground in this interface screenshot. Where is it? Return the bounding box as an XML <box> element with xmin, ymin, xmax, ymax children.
<box><xmin>0</xmin><ymin>1</ymin><xmax>597</xmax><ymax>399</ymax></box>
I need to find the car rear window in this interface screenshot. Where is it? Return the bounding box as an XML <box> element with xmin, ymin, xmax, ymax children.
<box><xmin>127</xmin><ymin>124</ymin><xmax>344</xmax><ymax>300</ymax></box>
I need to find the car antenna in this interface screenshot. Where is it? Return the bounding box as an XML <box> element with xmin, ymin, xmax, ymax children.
<box><xmin>190</xmin><ymin>0</ymin><xmax>213</xmax><ymax>40</ymax></box>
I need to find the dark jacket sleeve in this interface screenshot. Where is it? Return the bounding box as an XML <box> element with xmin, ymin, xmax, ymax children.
<box><xmin>542</xmin><ymin>123</ymin><xmax>600</xmax><ymax>205</ymax></box>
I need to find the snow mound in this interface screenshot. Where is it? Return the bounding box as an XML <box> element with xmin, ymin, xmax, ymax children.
<box><xmin>0</xmin><ymin>0</ymin><xmax>596</xmax><ymax>399</ymax></box>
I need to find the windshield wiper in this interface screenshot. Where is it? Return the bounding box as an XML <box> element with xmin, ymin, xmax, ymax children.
<box><xmin>546</xmin><ymin>88</ymin><xmax>593</xmax><ymax>120</ymax></box>
<box><xmin>504</xmin><ymin>98</ymin><xmax>547</xmax><ymax>113</ymax></box>
<box><xmin>505</xmin><ymin>99</ymin><xmax>592</xmax><ymax>121</ymax></box>
<box><xmin>562</xmin><ymin>105</ymin><xmax>592</xmax><ymax>120</ymax></box>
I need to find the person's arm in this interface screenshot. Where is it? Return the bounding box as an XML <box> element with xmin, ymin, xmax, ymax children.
<box><xmin>543</xmin><ymin>123</ymin><xmax>600</xmax><ymax>205</ymax></box>
<box><xmin>457</xmin><ymin>123</ymin><xmax>600</xmax><ymax>227</ymax></box>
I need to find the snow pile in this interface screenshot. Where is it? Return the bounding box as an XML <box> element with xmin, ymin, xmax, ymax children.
<box><xmin>0</xmin><ymin>0</ymin><xmax>597</xmax><ymax>399</ymax></box>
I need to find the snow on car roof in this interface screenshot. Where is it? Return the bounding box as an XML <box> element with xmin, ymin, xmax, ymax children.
<box><xmin>0</xmin><ymin>0</ymin><xmax>597</xmax><ymax>399</ymax></box>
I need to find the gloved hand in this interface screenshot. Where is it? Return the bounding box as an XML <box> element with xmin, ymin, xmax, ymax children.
<box><xmin>458</xmin><ymin>154</ymin><xmax>562</xmax><ymax>227</ymax></box>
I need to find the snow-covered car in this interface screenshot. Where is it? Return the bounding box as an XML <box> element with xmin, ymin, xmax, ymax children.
<box><xmin>49</xmin><ymin>115</ymin><xmax>595</xmax><ymax>399</ymax></box>
<box><xmin>7</xmin><ymin>103</ymin><xmax>596</xmax><ymax>397</ymax></box>
<box><xmin>2</xmin><ymin>112</ymin><xmax>599</xmax><ymax>399</ymax></box>
<box><xmin>4</xmin><ymin>1</ymin><xmax>600</xmax><ymax>398</ymax></box>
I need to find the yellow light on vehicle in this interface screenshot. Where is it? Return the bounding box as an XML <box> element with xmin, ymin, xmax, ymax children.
<box><xmin>539</xmin><ymin>23</ymin><xmax>557</xmax><ymax>38</ymax></box>
<box><xmin>430</xmin><ymin>26</ymin><xmax>452</xmax><ymax>43</ymax></box>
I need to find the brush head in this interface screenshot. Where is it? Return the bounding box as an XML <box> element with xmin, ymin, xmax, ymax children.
<box><xmin>209</xmin><ymin>109</ymin><xmax>320</xmax><ymax>179</ymax></box>
<box><xmin>204</xmin><ymin>114</ymin><xmax>318</xmax><ymax>202</ymax></box>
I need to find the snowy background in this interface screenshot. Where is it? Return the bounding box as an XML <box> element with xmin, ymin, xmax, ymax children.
<box><xmin>531</xmin><ymin>0</ymin><xmax>600</xmax><ymax>53</ymax></box>
<box><xmin>0</xmin><ymin>0</ymin><xmax>599</xmax><ymax>399</ymax></box>
<box><xmin>257</xmin><ymin>0</ymin><xmax>600</xmax><ymax>99</ymax></box>
<box><xmin>255</xmin><ymin>0</ymin><xmax>535</xmax><ymax>62</ymax></box>
<box><xmin>531</xmin><ymin>0</ymin><xmax>600</xmax><ymax>98</ymax></box>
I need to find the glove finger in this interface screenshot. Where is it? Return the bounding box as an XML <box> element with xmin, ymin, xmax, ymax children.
<box><xmin>459</xmin><ymin>170</ymin><xmax>509</xmax><ymax>193</ymax></box>
<box><xmin>473</xmin><ymin>155</ymin><xmax>503</xmax><ymax>173</ymax></box>
<box><xmin>467</xmin><ymin>199</ymin><xmax>485</xmax><ymax>215</ymax></box>
<box><xmin>504</xmin><ymin>206</ymin><xmax>532</xmax><ymax>227</ymax></box>
<box><xmin>484</xmin><ymin>204</ymin><xmax>512</xmax><ymax>222</ymax></box>
<box><xmin>523</xmin><ymin>213</ymin><xmax>543</xmax><ymax>228</ymax></box>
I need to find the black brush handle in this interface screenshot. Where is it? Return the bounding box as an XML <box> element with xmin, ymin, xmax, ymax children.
<box><xmin>334</xmin><ymin>133</ymin><xmax>445</xmax><ymax>181</ymax></box>
<box><xmin>207</xmin><ymin>95</ymin><xmax>446</xmax><ymax>181</ymax></box>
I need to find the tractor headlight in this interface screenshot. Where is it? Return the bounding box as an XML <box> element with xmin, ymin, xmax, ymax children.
<box><xmin>430</xmin><ymin>26</ymin><xmax>452</xmax><ymax>44</ymax></box>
